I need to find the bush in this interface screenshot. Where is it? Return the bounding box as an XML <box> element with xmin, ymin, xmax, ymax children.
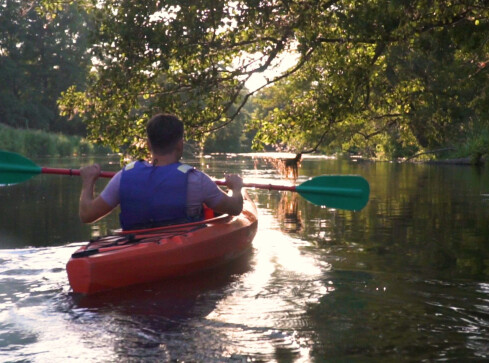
<box><xmin>0</xmin><ymin>126</ymin><xmax>24</xmax><ymax>153</ymax></box>
<box><xmin>0</xmin><ymin>124</ymin><xmax>111</xmax><ymax>157</ymax></box>
<box><xmin>450</xmin><ymin>127</ymin><xmax>489</xmax><ymax>164</ymax></box>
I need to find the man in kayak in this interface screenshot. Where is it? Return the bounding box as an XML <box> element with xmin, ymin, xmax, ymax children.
<box><xmin>78</xmin><ymin>113</ymin><xmax>244</xmax><ymax>230</ymax></box>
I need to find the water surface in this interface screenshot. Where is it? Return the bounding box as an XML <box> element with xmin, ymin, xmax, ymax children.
<box><xmin>1</xmin><ymin>154</ymin><xmax>488</xmax><ymax>361</ymax></box>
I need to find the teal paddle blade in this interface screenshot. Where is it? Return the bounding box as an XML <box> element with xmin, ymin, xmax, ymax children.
<box><xmin>0</xmin><ymin>150</ymin><xmax>42</xmax><ymax>185</ymax></box>
<box><xmin>296</xmin><ymin>175</ymin><xmax>370</xmax><ymax>210</ymax></box>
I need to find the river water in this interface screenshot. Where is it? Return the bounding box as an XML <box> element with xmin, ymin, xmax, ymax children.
<box><xmin>0</xmin><ymin>153</ymin><xmax>488</xmax><ymax>362</ymax></box>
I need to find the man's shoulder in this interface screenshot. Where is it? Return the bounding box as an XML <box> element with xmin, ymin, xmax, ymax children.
<box><xmin>123</xmin><ymin>160</ymin><xmax>148</xmax><ymax>171</ymax></box>
<box><xmin>188</xmin><ymin>167</ymin><xmax>209</xmax><ymax>178</ymax></box>
<box><xmin>177</xmin><ymin>163</ymin><xmax>194</xmax><ymax>174</ymax></box>
<box><xmin>188</xmin><ymin>167</ymin><xmax>216</xmax><ymax>185</ymax></box>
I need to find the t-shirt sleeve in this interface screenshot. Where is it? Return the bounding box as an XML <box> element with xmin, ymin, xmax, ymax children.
<box><xmin>201</xmin><ymin>173</ymin><xmax>225</xmax><ymax>208</ymax></box>
<box><xmin>187</xmin><ymin>170</ymin><xmax>225</xmax><ymax>209</ymax></box>
<box><xmin>99</xmin><ymin>170</ymin><xmax>122</xmax><ymax>208</ymax></box>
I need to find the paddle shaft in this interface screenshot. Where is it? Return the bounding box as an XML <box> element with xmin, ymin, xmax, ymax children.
<box><xmin>41</xmin><ymin>167</ymin><xmax>116</xmax><ymax>179</ymax></box>
<box><xmin>42</xmin><ymin>167</ymin><xmax>297</xmax><ymax>191</ymax></box>
<box><xmin>215</xmin><ymin>179</ymin><xmax>296</xmax><ymax>192</ymax></box>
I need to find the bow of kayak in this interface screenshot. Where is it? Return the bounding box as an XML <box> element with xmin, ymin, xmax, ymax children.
<box><xmin>67</xmin><ymin>195</ymin><xmax>258</xmax><ymax>295</ymax></box>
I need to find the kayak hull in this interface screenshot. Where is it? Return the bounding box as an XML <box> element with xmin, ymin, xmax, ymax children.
<box><xmin>67</xmin><ymin>197</ymin><xmax>258</xmax><ymax>295</ymax></box>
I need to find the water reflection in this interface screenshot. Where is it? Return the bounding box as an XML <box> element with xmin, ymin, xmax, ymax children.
<box><xmin>0</xmin><ymin>155</ymin><xmax>122</xmax><ymax>248</ymax></box>
<box><xmin>67</xmin><ymin>253</ymin><xmax>254</xmax><ymax>361</ymax></box>
<box><xmin>1</xmin><ymin>154</ymin><xmax>489</xmax><ymax>361</ymax></box>
<box><xmin>72</xmin><ymin>251</ymin><xmax>253</xmax><ymax>319</ymax></box>
<box><xmin>277</xmin><ymin>192</ymin><xmax>303</xmax><ymax>233</ymax></box>
<box><xmin>305</xmin><ymin>271</ymin><xmax>489</xmax><ymax>361</ymax></box>
<box><xmin>202</xmin><ymin>211</ymin><xmax>331</xmax><ymax>361</ymax></box>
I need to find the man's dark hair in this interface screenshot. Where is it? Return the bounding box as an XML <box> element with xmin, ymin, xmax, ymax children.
<box><xmin>146</xmin><ymin>113</ymin><xmax>184</xmax><ymax>155</ymax></box>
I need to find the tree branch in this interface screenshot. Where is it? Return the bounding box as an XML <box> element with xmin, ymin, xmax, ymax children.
<box><xmin>404</xmin><ymin>147</ymin><xmax>455</xmax><ymax>162</ymax></box>
<box><xmin>204</xmin><ymin>46</ymin><xmax>316</xmax><ymax>134</ymax></box>
<box><xmin>302</xmin><ymin>123</ymin><xmax>333</xmax><ymax>154</ymax></box>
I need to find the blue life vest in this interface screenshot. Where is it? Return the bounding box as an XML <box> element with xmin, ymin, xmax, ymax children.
<box><xmin>119</xmin><ymin>161</ymin><xmax>193</xmax><ymax>230</ymax></box>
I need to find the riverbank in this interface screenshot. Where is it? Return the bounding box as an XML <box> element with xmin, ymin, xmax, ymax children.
<box><xmin>409</xmin><ymin>153</ymin><xmax>486</xmax><ymax>165</ymax></box>
<box><xmin>0</xmin><ymin>124</ymin><xmax>110</xmax><ymax>157</ymax></box>
<box><xmin>426</xmin><ymin>157</ymin><xmax>486</xmax><ymax>165</ymax></box>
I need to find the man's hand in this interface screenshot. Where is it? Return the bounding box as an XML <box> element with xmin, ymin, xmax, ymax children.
<box><xmin>80</xmin><ymin>164</ymin><xmax>101</xmax><ymax>185</ymax></box>
<box><xmin>224</xmin><ymin>173</ymin><xmax>243</xmax><ymax>192</ymax></box>
<box><xmin>212</xmin><ymin>174</ymin><xmax>244</xmax><ymax>216</ymax></box>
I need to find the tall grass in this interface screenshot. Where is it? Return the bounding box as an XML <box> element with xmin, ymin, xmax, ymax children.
<box><xmin>0</xmin><ymin>124</ymin><xmax>111</xmax><ymax>157</ymax></box>
<box><xmin>436</xmin><ymin>126</ymin><xmax>489</xmax><ymax>164</ymax></box>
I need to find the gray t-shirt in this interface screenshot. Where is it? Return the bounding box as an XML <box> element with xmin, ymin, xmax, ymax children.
<box><xmin>100</xmin><ymin>166</ymin><xmax>225</xmax><ymax>219</ymax></box>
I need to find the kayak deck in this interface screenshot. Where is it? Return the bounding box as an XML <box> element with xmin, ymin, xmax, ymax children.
<box><xmin>66</xmin><ymin>197</ymin><xmax>258</xmax><ymax>295</ymax></box>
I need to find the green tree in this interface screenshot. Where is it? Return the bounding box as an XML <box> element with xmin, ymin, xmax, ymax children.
<box><xmin>57</xmin><ymin>0</ymin><xmax>489</xmax><ymax>159</ymax></box>
<box><xmin>0</xmin><ymin>0</ymin><xmax>91</xmax><ymax>134</ymax></box>
<box><xmin>60</xmin><ymin>0</ymin><xmax>283</xmax><ymax>157</ymax></box>
<box><xmin>251</xmin><ymin>0</ymin><xmax>489</xmax><ymax>159</ymax></box>
<box><xmin>203</xmin><ymin>98</ymin><xmax>255</xmax><ymax>153</ymax></box>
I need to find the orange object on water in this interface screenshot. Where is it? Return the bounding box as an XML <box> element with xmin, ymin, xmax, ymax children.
<box><xmin>67</xmin><ymin>195</ymin><xmax>257</xmax><ymax>295</ymax></box>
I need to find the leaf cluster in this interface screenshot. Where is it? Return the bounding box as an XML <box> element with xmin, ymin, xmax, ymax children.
<box><xmin>251</xmin><ymin>0</ymin><xmax>489</xmax><ymax>159</ymax></box>
<box><xmin>0</xmin><ymin>0</ymin><xmax>92</xmax><ymax>134</ymax></box>
<box><xmin>54</xmin><ymin>0</ymin><xmax>489</xmax><ymax>160</ymax></box>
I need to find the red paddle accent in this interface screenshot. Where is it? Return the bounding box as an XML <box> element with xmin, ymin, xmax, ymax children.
<box><xmin>41</xmin><ymin>167</ymin><xmax>116</xmax><ymax>178</ymax></box>
<box><xmin>214</xmin><ymin>179</ymin><xmax>296</xmax><ymax>191</ymax></box>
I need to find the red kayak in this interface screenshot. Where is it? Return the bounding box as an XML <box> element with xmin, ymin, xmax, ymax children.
<box><xmin>67</xmin><ymin>195</ymin><xmax>258</xmax><ymax>295</ymax></box>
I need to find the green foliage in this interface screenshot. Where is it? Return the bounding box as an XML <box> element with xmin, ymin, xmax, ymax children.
<box><xmin>0</xmin><ymin>124</ymin><xmax>109</xmax><ymax>157</ymax></box>
<box><xmin>450</xmin><ymin>124</ymin><xmax>489</xmax><ymax>163</ymax></box>
<box><xmin>51</xmin><ymin>0</ymin><xmax>489</xmax><ymax>160</ymax></box>
<box><xmin>0</xmin><ymin>0</ymin><xmax>91</xmax><ymax>134</ymax></box>
<box><xmin>203</xmin><ymin>117</ymin><xmax>253</xmax><ymax>153</ymax></box>
<box><xmin>203</xmin><ymin>94</ymin><xmax>256</xmax><ymax>153</ymax></box>
<box><xmin>250</xmin><ymin>0</ymin><xmax>489</xmax><ymax>159</ymax></box>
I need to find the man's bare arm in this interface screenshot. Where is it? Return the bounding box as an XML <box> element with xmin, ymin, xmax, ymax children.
<box><xmin>212</xmin><ymin>174</ymin><xmax>244</xmax><ymax>216</ymax></box>
<box><xmin>79</xmin><ymin>164</ymin><xmax>115</xmax><ymax>223</ymax></box>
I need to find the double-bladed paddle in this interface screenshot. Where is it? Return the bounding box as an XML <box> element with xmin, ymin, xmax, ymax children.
<box><xmin>0</xmin><ymin>150</ymin><xmax>369</xmax><ymax>210</ymax></box>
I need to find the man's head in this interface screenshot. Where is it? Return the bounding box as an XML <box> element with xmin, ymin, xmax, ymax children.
<box><xmin>146</xmin><ymin>113</ymin><xmax>184</xmax><ymax>155</ymax></box>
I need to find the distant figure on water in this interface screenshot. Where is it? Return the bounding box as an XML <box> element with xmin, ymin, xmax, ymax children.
<box><xmin>282</xmin><ymin>153</ymin><xmax>302</xmax><ymax>181</ymax></box>
<box><xmin>258</xmin><ymin>152</ymin><xmax>303</xmax><ymax>181</ymax></box>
